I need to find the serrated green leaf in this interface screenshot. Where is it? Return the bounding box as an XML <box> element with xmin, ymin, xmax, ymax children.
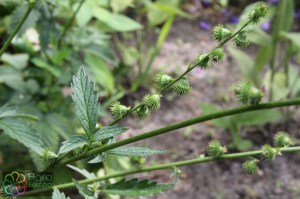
<box><xmin>0</xmin><ymin>118</ymin><xmax>43</xmax><ymax>153</ymax></box>
<box><xmin>0</xmin><ymin>104</ymin><xmax>38</xmax><ymax>121</ymax></box>
<box><xmin>71</xmin><ymin>66</ymin><xmax>99</xmax><ymax>136</ymax></box>
<box><xmin>52</xmin><ymin>188</ymin><xmax>70</xmax><ymax>199</ymax></box>
<box><xmin>58</xmin><ymin>135</ymin><xmax>88</xmax><ymax>154</ymax></box>
<box><xmin>108</xmin><ymin>146</ymin><xmax>167</xmax><ymax>157</ymax></box>
<box><xmin>88</xmin><ymin>153</ymin><xmax>105</xmax><ymax>164</ymax></box>
<box><xmin>94</xmin><ymin>126</ymin><xmax>128</xmax><ymax>141</ymax></box>
<box><xmin>102</xmin><ymin>178</ymin><xmax>174</xmax><ymax>197</ymax></box>
<box><xmin>73</xmin><ymin>180</ymin><xmax>97</xmax><ymax>199</ymax></box>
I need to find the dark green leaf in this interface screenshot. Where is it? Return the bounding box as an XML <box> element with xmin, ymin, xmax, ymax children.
<box><xmin>108</xmin><ymin>146</ymin><xmax>167</xmax><ymax>157</ymax></box>
<box><xmin>0</xmin><ymin>104</ymin><xmax>38</xmax><ymax>121</ymax></box>
<box><xmin>31</xmin><ymin>57</ymin><xmax>61</xmax><ymax>77</ymax></box>
<box><xmin>8</xmin><ymin>3</ymin><xmax>41</xmax><ymax>37</ymax></box>
<box><xmin>102</xmin><ymin>178</ymin><xmax>174</xmax><ymax>197</ymax></box>
<box><xmin>58</xmin><ymin>135</ymin><xmax>88</xmax><ymax>154</ymax></box>
<box><xmin>94</xmin><ymin>126</ymin><xmax>128</xmax><ymax>141</ymax></box>
<box><xmin>71</xmin><ymin>66</ymin><xmax>99</xmax><ymax>136</ymax></box>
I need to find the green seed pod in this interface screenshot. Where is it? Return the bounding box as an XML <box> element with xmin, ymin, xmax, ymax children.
<box><xmin>209</xmin><ymin>48</ymin><xmax>224</xmax><ymax>63</ymax></box>
<box><xmin>198</xmin><ymin>54</ymin><xmax>210</xmax><ymax>69</ymax></box>
<box><xmin>207</xmin><ymin>140</ymin><xmax>227</xmax><ymax>159</ymax></box>
<box><xmin>173</xmin><ymin>77</ymin><xmax>191</xmax><ymax>95</ymax></box>
<box><xmin>134</xmin><ymin>105</ymin><xmax>151</xmax><ymax>119</ymax></box>
<box><xmin>274</xmin><ymin>131</ymin><xmax>294</xmax><ymax>147</ymax></box>
<box><xmin>155</xmin><ymin>73</ymin><xmax>173</xmax><ymax>88</ymax></box>
<box><xmin>110</xmin><ymin>102</ymin><xmax>130</xmax><ymax>120</ymax></box>
<box><xmin>243</xmin><ymin>158</ymin><xmax>259</xmax><ymax>175</ymax></box>
<box><xmin>234</xmin><ymin>82</ymin><xmax>264</xmax><ymax>105</ymax></box>
<box><xmin>234</xmin><ymin>31</ymin><xmax>249</xmax><ymax>48</ymax></box>
<box><xmin>261</xmin><ymin>144</ymin><xmax>277</xmax><ymax>161</ymax></box>
<box><xmin>248</xmin><ymin>2</ymin><xmax>269</xmax><ymax>24</ymax></box>
<box><xmin>39</xmin><ymin>148</ymin><xmax>58</xmax><ymax>165</ymax></box>
<box><xmin>143</xmin><ymin>94</ymin><xmax>161</xmax><ymax>111</ymax></box>
<box><xmin>212</xmin><ymin>25</ymin><xmax>232</xmax><ymax>42</ymax></box>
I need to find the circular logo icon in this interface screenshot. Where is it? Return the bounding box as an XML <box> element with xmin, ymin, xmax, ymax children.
<box><xmin>2</xmin><ymin>172</ymin><xmax>28</xmax><ymax>196</ymax></box>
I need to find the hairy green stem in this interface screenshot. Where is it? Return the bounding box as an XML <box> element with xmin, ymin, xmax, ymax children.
<box><xmin>56</xmin><ymin>98</ymin><xmax>300</xmax><ymax>166</ymax></box>
<box><xmin>57</xmin><ymin>0</ymin><xmax>85</xmax><ymax>49</ymax></box>
<box><xmin>0</xmin><ymin>1</ymin><xmax>37</xmax><ymax>58</ymax></box>
<box><xmin>25</xmin><ymin>146</ymin><xmax>300</xmax><ymax>196</ymax></box>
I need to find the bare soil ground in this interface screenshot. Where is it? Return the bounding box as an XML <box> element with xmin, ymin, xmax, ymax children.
<box><xmin>119</xmin><ymin>19</ymin><xmax>300</xmax><ymax>199</ymax></box>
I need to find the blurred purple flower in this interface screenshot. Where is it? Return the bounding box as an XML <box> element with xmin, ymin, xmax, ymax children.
<box><xmin>228</xmin><ymin>16</ymin><xmax>240</xmax><ymax>24</ymax></box>
<box><xmin>199</xmin><ymin>21</ymin><xmax>211</xmax><ymax>30</ymax></box>
<box><xmin>201</xmin><ymin>0</ymin><xmax>211</xmax><ymax>8</ymax></box>
<box><xmin>195</xmin><ymin>67</ymin><xmax>205</xmax><ymax>77</ymax></box>
<box><xmin>295</xmin><ymin>10</ymin><xmax>300</xmax><ymax>19</ymax></box>
<box><xmin>261</xmin><ymin>20</ymin><xmax>271</xmax><ymax>31</ymax></box>
<box><xmin>221</xmin><ymin>8</ymin><xmax>229</xmax><ymax>17</ymax></box>
<box><xmin>267</xmin><ymin>0</ymin><xmax>278</xmax><ymax>5</ymax></box>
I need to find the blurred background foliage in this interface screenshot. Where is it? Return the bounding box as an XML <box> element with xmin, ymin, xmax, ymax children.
<box><xmin>1</xmin><ymin>0</ymin><xmax>300</xmax><ymax>192</ymax></box>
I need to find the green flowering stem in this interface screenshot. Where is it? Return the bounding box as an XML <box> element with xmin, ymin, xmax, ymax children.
<box><xmin>108</xmin><ymin>19</ymin><xmax>253</xmax><ymax>126</ymax></box>
<box><xmin>25</xmin><ymin>146</ymin><xmax>300</xmax><ymax>196</ymax></box>
<box><xmin>0</xmin><ymin>1</ymin><xmax>37</xmax><ymax>58</ymax></box>
<box><xmin>57</xmin><ymin>0</ymin><xmax>85</xmax><ymax>49</ymax></box>
<box><xmin>55</xmin><ymin>98</ymin><xmax>300</xmax><ymax>166</ymax></box>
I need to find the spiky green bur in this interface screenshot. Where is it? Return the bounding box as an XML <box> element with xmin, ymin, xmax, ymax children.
<box><xmin>234</xmin><ymin>31</ymin><xmax>249</xmax><ymax>48</ymax></box>
<box><xmin>261</xmin><ymin>145</ymin><xmax>277</xmax><ymax>161</ymax></box>
<box><xmin>39</xmin><ymin>148</ymin><xmax>58</xmax><ymax>165</ymax></box>
<box><xmin>243</xmin><ymin>159</ymin><xmax>259</xmax><ymax>175</ymax></box>
<box><xmin>110</xmin><ymin>102</ymin><xmax>130</xmax><ymax>120</ymax></box>
<box><xmin>173</xmin><ymin>77</ymin><xmax>191</xmax><ymax>95</ymax></box>
<box><xmin>234</xmin><ymin>82</ymin><xmax>264</xmax><ymax>105</ymax></box>
<box><xmin>212</xmin><ymin>25</ymin><xmax>232</xmax><ymax>42</ymax></box>
<box><xmin>209</xmin><ymin>48</ymin><xmax>224</xmax><ymax>63</ymax></box>
<box><xmin>207</xmin><ymin>140</ymin><xmax>227</xmax><ymax>159</ymax></box>
<box><xmin>274</xmin><ymin>132</ymin><xmax>294</xmax><ymax>147</ymax></box>
<box><xmin>198</xmin><ymin>54</ymin><xmax>210</xmax><ymax>69</ymax></box>
<box><xmin>134</xmin><ymin>105</ymin><xmax>151</xmax><ymax>119</ymax></box>
<box><xmin>248</xmin><ymin>2</ymin><xmax>269</xmax><ymax>24</ymax></box>
<box><xmin>155</xmin><ymin>73</ymin><xmax>173</xmax><ymax>89</ymax></box>
<box><xmin>143</xmin><ymin>94</ymin><xmax>161</xmax><ymax>111</ymax></box>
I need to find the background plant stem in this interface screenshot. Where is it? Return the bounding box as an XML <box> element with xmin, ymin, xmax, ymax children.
<box><xmin>0</xmin><ymin>1</ymin><xmax>37</xmax><ymax>58</ymax></box>
<box><xmin>57</xmin><ymin>0</ymin><xmax>85</xmax><ymax>49</ymax></box>
<box><xmin>55</xmin><ymin>98</ymin><xmax>300</xmax><ymax>167</ymax></box>
<box><xmin>25</xmin><ymin>146</ymin><xmax>300</xmax><ymax>196</ymax></box>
